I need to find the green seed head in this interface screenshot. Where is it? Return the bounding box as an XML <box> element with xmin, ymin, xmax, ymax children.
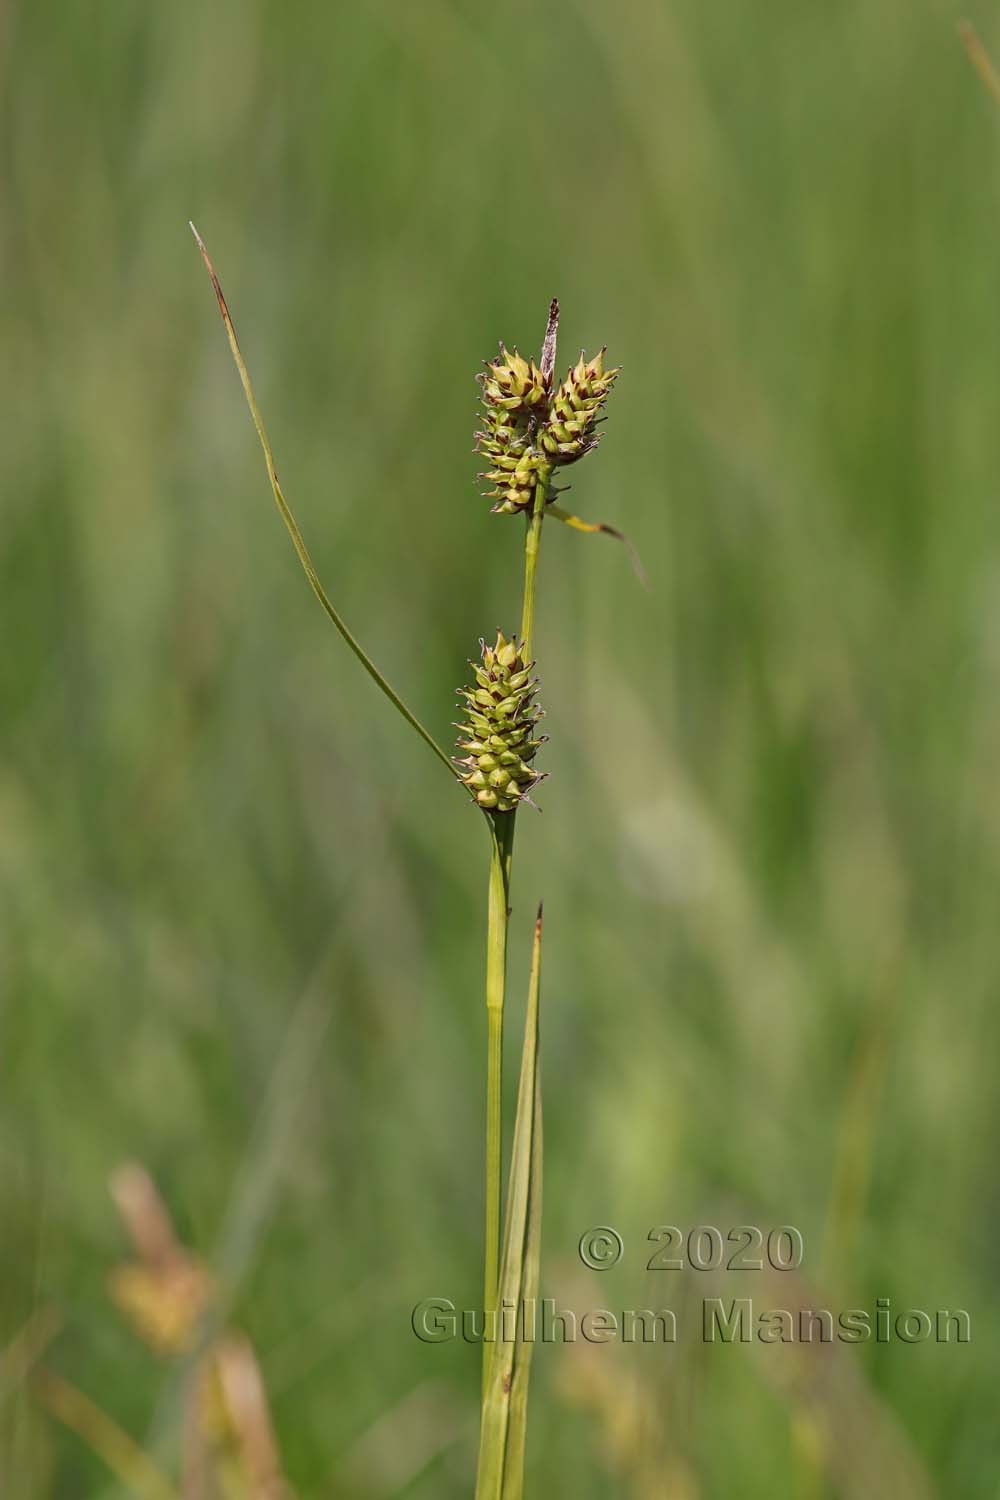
<box><xmin>476</xmin><ymin>346</ymin><xmax>553</xmax><ymax>516</ymax></box>
<box><xmin>481</xmin><ymin>346</ymin><xmax>550</xmax><ymax>411</ymax></box>
<box><xmin>455</xmin><ymin>632</ymin><xmax>546</xmax><ymax>813</ymax></box>
<box><xmin>476</xmin><ymin>330</ymin><xmax>618</xmax><ymax>515</ymax></box>
<box><xmin>539</xmin><ymin>350</ymin><xmax>620</xmax><ymax>465</ymax></box>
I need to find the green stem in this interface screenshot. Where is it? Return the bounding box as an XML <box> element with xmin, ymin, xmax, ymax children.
<box><xmin>482</xmin><ymin>306</ymin><xmax>557</xmax><ymax>1393</ymax></box>
<box><xmin>483</xmin><ymin>464</ymin><xmax>547</xmax><ymax>1377</ymax></box>
<box><xmin>519</xmin><ymin>478</ymin><xmax>549</xmax><ymax>660</ymax></box>
<box><xmin>483</xmin><ymin>810</ymin><xmax>515</xmax><ymax>1387</ymax></box>
<box><xmin>484</xmin><ymin>460</ymin><xmax>547</xmax><ymax>1334</ymax></box>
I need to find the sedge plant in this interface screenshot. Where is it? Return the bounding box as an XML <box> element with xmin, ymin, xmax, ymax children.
<box><xmin>191</xmin><ymin>226</ymin><xmax>624</xmax><ymax>1496</ymax></box>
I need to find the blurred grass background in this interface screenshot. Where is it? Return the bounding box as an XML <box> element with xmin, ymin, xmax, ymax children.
<box><xmin>2</xmin><ymin>0</ymin><xmax>999</xmax><ymax>1493</ymax></box>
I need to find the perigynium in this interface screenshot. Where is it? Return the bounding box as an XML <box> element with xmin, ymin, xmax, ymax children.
<box><xmin>192</xmin><ymin>230</ymin><xmax>622</xmax><ymax>1497</ymax></box>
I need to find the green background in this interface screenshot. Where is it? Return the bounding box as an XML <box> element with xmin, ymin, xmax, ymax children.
<box><xmin>2</xmin><ymin>0</ymin><xmax>998</xmax><ymax>1494</ymax></box>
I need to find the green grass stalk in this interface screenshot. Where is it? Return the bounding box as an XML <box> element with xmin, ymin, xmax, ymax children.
<box><xmin>480</xmin><ymin>309</ymin><xmax>557</xmax><ymax>1384</ymax></box>
<box><xmin>482</xmin><ymin>458</ymin><xmax>548</xmax><ymax>1376</ymax></box>
<box><xmin>483</xmin><ymin>810</ymin><xmax>515</xmax><ymax>1385</ymax></box>
<box><xmin>519</xmin><ymin>479</ymin><xmax>549</xmax><ymax>663</ymax></box>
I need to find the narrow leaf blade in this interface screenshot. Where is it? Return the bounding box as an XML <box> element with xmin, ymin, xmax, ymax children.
<box><xmin>475</xmin><ymin>905</ymin><xmax>544</xmax><ymax>1500</ymax></box>
<box><xmin>189</xmin><ymin>223</ymin><xmax>455</xmax><ymax>778</ymax></box>
<box><xmin>547</xmin><ymin>503</ymin><xmax>647</xmax><ymax>587</ymax></box>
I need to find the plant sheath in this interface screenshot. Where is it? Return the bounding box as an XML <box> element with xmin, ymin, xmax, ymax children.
<box><xmin>475</xmin><ymin>904</ymin><xmax>544</xmax><ymax>1499</ymax></box>
<box><xmin>483</xmin><ymin>810</ymin><xmax>515</xmax><ymax>1384</ymax></box>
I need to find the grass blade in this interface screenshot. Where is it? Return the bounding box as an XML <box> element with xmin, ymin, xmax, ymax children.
<box><xmin>547</xmin><ymin>503</ymin><xmax>647</xmax><ymax>587</ymax></box>
<box><xmin>189</xmin><ymin>223</ymin><xmax>455</xmax><ymax>780</ymax></box>
<box><xmin>959</xmin><ymin>20</ymin><xmax>1000</xmax><ymax>110</ymax></box>
<box><xmin>475</xmin><ymin>904</ymin><xmax>543</xmax><ymax>1500</ymax></box>
<box><xmin>499</xmin><ymin>1012</ymin><xmax>542</xmax><ymax>1499</ymax></box>
<box><xmin>33</xmin><ymin>1367</ymin><xmax>181</xmax><ymax>1500</ymax></box>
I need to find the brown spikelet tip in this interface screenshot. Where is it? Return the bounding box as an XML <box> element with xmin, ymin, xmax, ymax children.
<box><xmin>189</xmin><ymin>222</ymin><xmax>232</xmax><ymax>329</ymax></box>
<box><xmin>541</xmin><ymin>299</ymin><xmax>560</xmax><ymax>384</ymax></box>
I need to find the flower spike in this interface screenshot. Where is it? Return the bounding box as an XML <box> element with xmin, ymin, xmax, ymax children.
<box><xmin>455</xmin><ymin>633</ymin><xmax>546</xmax><ymax>812</ymax></box>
